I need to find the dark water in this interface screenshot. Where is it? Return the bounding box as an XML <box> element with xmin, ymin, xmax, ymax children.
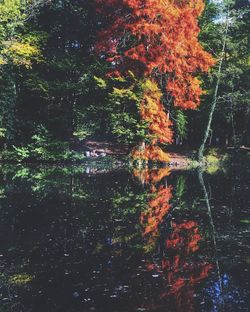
<box><xmin>0</xmin><ymin>161</ymin><xmax>249</xmax><ymax>312</ymax></box>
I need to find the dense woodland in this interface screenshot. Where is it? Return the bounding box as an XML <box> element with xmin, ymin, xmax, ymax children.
<box><xmin>0</xmin><ymin>0</ymin><xmax>249</xmax><ymax>162</ymax></box>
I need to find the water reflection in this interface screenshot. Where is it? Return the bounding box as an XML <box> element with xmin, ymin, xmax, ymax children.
<box><xmin>134</xmin><ymin>167</ymin><xmax>172</xmax><ymax>249</ymax></box>
<box><xmin>134</xmin><ymin>167</ymin><xmax>213</xmax><ymax>311</ymax></box>
<box><xmin>0</xmin><ymin>163</ymin><xmax>249</xmax><ymax>312</ymax></box>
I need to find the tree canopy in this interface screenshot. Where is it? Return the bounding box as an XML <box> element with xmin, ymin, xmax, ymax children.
<box><xmin>0</xmin><ymin>0</ymin><xmax>249</xmax><ymax>162</ymax></box>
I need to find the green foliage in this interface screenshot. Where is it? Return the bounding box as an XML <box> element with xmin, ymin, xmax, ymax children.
<box><xmin>23</xmin><ymin>72</ymin><xmax>49</xmax><ymax>99</ymax></box>
<box><xmin>2</xmin><ymin>126</ymin><xmax>85</xmax><ymax>162</ymax></box>
<box><xmin>195</xmin><ymin>0</ymin><xmax>250</xmax><ymax>147</ymax></box>
<box><xmin>174</xmin><ymin>110</ymin><xmax>188</xmax><ymax>139</ymax></box>
<box><xmin>0</xmin><ymin>0</ymin><xmax>249</xmax><ymax>160</ymax></box>
<box><xmin>0</xmin><ymin>1</ymin><xmax>47</xmax><ymax>67</ymax></box>
<box><xmin>30</xmin><ymin>126</ymin><xmax>70</xmax><ymax>161</ymax></box>
<box><xmin>12</xmin><ymin>146</ymin><xmax>30</xmax><ymax>162</ymax></box>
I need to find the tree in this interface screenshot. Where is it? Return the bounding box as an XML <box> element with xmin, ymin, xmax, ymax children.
<box><xmin>198</xmin><ymin>3</ymin><xmax>230</xmax><ymax>161</ymax></box>
<box><xmin>95</xmin><ymin>0</ymin><xmax>215</xmax><ymax>161</ymax></box>
<box><xmin>197</xmin><ymin>0</ymin><xmax>250</xmax><ymax>159</ymax></box>
<box><xmin>0</xmin><ymin>0</ymin><xmax>47</xmax><ymax>144</ymax></box>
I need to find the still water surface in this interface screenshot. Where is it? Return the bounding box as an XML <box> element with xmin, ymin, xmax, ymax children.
<box><xmin>0</xmin><ymin>162</ymin><xmax>249</xmax><ymax>312</ymax></box>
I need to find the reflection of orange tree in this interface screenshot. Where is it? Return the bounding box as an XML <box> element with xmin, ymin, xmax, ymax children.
<box><xmin>133</xmin><ymin>167</ymin><xmax>171</xmax><ymax>185</ymax></box>
<box><xmin>134</xmin><ymin>168</ymin><xmax>213</xmax><ymax>311</ymax></box>
<box><xmin>141</xmin><ymin>185</ymin><xmax>172</xmax><ymax>237</ymax></box>
<box><xmin>134</xmin><ymin>167</ymin><xmax>172</xmax><ymax>251</ymax></box>
<box><xmin>143</xmin><ymin>221</ymin><xmax>213</xmax><ymax>312</ymax></box>
<box><xmin>146</xmin><ymin>221</ymin><xmax>213</xmax><ymax>312</ymax></box>
<box><xmin>162</xmin><ymin>221</ymin><xmax>212</xmax><ymax>294</ymax></box>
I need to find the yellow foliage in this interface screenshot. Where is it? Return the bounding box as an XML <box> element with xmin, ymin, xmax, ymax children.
<box><xmin>9</xmin><ymin>273</ymin><xmax>33</xmax><ymax>285</ymax></box>
<box><xmin>0</xmin><ymin>56</ymin><xmax>7</xmax><ymax>65</ymax></box>
<box><xmin>140</xmin><ymin>79</ymin><xmax>173</xmax><ymax>146</ymax></box>
<box><xmin>112</xmin><ymin>87</ymin><xmax>138</xmax><ymax>101</ymax></box>
<box><xmin>94</xmin><ymin>76</ymin><xmax>107</xmax><ymax>89</ymax></box>
<box><xmin>2</xmin><ymin>41</ymin><xmax>42</xmax><ymax>67</ymax></box>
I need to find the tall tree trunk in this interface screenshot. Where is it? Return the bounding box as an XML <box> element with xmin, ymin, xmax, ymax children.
<box><xmin>198</xmin><ymin>12</ymin><xmax>230</xmax><ymax>162</ymax></box>
<box><xmin>229</xmin><ymin>88</ymin><xmax>237</xmax><ymax>147</ymax></box>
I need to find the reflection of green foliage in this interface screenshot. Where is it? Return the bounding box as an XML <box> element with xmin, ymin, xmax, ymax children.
<box><xmin>12</xmin><ymin>146</ymin><xmax>30</xmax><ymax>162</ymax></box>
<box><xmin>240</xmin><ymin>220</ymin><xmax>250</xmax><ymax>224</ymax></box>
<box><xmin>72</xmin><ymin>188</ymin><xmax>88</xmax><ymax>200</ymax></box>
<box><xmin>202</xmin><ymin>148</ymin><xmax>230</xmax><ymax>174</ymax></box>
<box><xmin>205</xmin><ymin>164</ymin><xmax>220</xmax><ymax>175</ymax></box>
<box><xmin>143</xmin><ymin>242</ymin><xmax>155</xmax><ymax>254</ymax></box>
<box><xmin>0</xmin><ymin>188</ymin><xmax>6</xmax><ymax>198</ymax></box>
<box><xmin>0</xmin><ymin>128</ymin><xmax>6</xmax><ymax>138</ymax></box>
<box><xmin>109</xmin><ymin>184</ymin><xmax>149</xmax><ymax>252</ymax></box>
<box><xmin>112</xmin><ymin>191</ymin><xmax>148</xmax><ymax>217</ymax></box>
<box><xmin>9</xmin><ymin>273</ymin><xmax>33</xmax><ymax>285</ymax></box>
<box><xmin>13</xmin><ymin>167</ymin><xmax>30</xmax><ymax>179</ymax></box>
<box><xmin>175</xmin><ymin>176</ymin><xmax>186</xmax><ymax>199</ymax></box>
<box><xmin>93</xmin><ymin>242</ymin><xmax>105</xmax><ymax>254</ymax></box>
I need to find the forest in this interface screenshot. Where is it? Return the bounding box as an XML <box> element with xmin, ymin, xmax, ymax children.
<box><xmin>0</xmin><ymin>0</ymin><xmax>249</xmax><ymax>163</ymax></box>
<box><xmin>0</xmin><ymin>1</ymin><xmax>250</xmax><ymax>312</ymax></box>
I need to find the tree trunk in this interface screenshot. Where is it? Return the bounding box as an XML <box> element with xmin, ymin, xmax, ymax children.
<box><xmin>198</xmin><ymin>13</ymin><xmax>229</xmax><ymax>162</ymax></box>
<box><xmin>229</xmin><ymin>90</ymin><xmax>237</xmax><ymax>148</ymax></box>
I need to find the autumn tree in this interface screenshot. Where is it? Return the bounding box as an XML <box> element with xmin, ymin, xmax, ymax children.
<box><xmin>95</xmin><ymin>0</ymin><xmax>215</xmax><ymax>161</ymax></box>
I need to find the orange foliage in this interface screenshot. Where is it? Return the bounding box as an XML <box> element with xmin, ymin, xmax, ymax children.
<box><xmin>134</xmin><ymin>167</ymin><xmax>173</xmax><ymax>246</ymax></box>
<box><xmin>140</xmin><ymin>80</ymin><xmax>173</xmax><ymax>145</ymax></box>
<box><xmin>132</xmin><ymin>145</ymin><xmax>170</xmax><ymax>162</ymax></box>
<box><xmin>95</xmin><ymin>0</ymin><xmax>215</xmax><ymax>109</ymax></box>
<box><xmin>133</xmin><ymin>167</ymin><xmax>213</xmax><ymax>310</ymax></box>
<box><xmin>145</xmin><ymin>220</ymin><xmax>213</xmax><ymax>309</ymax></box>
<box><xmin>166</xmin><ymin>221</ymin><xmax>202</xmax><ymax>253</ymax></box>
<box><xmin>141</xmin><ymin>185</ymin><xmax>173</xmax><ymax>237</ymax></box>
<box><xmin>133</xmin><ymin>167</ymin><xmax>171</xmax><ymax>184</ymax></box>
<box><xmin>95</xmin><ymin>0</ymin><xmax>215</xmax><ymax>160</ymax></box>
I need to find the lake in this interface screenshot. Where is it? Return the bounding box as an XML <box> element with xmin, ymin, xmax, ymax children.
<box><xmin>0</xmin><ymin>159</ymin><xmax>249</xmax><ymax>312</ymax></box>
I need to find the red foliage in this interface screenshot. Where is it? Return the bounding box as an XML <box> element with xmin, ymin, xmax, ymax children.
<box><xmin>133</xmin><ymin>168</ymin><xmax>213</xmax><ymax>310</ymax></box>
<box><xmin>145</xmin><ymin>219</ymin><xmax>212</xmax><ymax>309</ymax></box>
<box><xmin>95</xmin><ymin>0</ymin><xmax>215</xmax><ymax>109</ymax></box>
<box><xmin>141</xmin><ymin>185</ymin><xmax>173</xmax><ymax>236</ymax></box>
<box><xmin>134</xmin><ymin>167</ymin><xmax>172</xmax><ymax>244</ymax></box>
<box><xmin>95</xmin><ymin>0</ymin><xmax>215</xmax><ymax>159</ymax></box>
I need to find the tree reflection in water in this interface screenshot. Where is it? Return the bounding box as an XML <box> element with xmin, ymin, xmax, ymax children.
<box><xmin>134</xmin><ymin>167</ymin><xmax>213</xmax><ymax>311</ymax></box>
<box><xmin>0</xmin><ymin>165</ymin><xmax>248</xmax><ymax>312</ymax></box>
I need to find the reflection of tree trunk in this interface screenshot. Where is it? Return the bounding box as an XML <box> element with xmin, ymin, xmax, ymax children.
<box><xmin>198</xmin><ymin>12</ymin><xmax>229</xmax><ymax>162</ymax></box>
<box><xmin>138</xmin><ymin>140</ymin><xmax>146</xmax><ymax>167</ymax></box>
<box><xmin>198</xmin><ymin>170</ymin><xmax>223</xmax><ymax>293</ymax></box>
